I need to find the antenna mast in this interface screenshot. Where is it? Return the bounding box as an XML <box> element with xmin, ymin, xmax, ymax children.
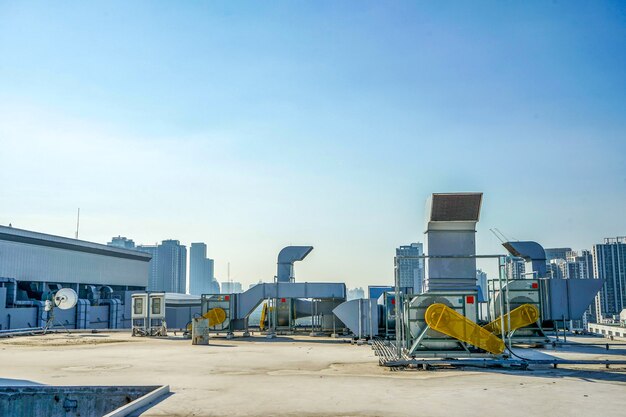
<box><xmin>75</xmin><ymin>208</ymin><xmax>80</xmax><ymax>239</ymax></box>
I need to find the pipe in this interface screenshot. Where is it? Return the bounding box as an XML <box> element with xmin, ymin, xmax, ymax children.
<box><xmin>358</xmin><ymin>300</ymin><xmax>362</xmax><ymax>340</ymax></box>
<box><xmin>276</xmin><ymin>246</ymin><xmax>314</xmax><ymax>283</ymax></box>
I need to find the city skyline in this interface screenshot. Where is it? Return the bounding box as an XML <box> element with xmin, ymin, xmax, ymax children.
<box><xmin>1</xmin><ymin>2</ymin><xmax>625</xmax><ymax>289</ymax></box>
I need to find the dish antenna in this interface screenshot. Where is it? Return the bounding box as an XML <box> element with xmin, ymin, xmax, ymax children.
<box><xmin>55</xmin><ymin>288</ymin><xmax>78</xmax><ymax>310</ymax></box>
<box><xmin>43</xmin><ymin>288</ymin><xmax>78</xmax><ymax>334</ymax></box>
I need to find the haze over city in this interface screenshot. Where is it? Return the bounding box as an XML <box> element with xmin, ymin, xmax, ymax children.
<box><xmin>1</xmin><ymin>1</ymin><xmax>625</xmax><ymax>288</ymax></box>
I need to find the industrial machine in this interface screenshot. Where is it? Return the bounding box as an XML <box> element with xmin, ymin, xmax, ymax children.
<box><xmin>336</xmin><ymin>193</ymin><xmax>568</xmax><ymax>359</ymax></box>
<box><xmin>399</xmin><ymin>193</ymin><xmax>497</xmax><ymax>357</ymax></box>
<box><xmin>132</xmin><ymin>292</ymin><xmax>167</xmax><ymax>337</ymax></box>
<box><xmin>404</xmin><ymin>290</ymin><xmax>483</xmax><ymax>356</ymax></box>
<box><xmin>488</xmin><ymin>278</ymin><xmax>549</xmax><ymax>345</ymax></box>
<box><xmin>333</xmin><ymin>298</ymin><xmax>378</xmax><ymax>339</ymax></box>
<box><xmin>378</xmin><ymin>292</ymin><xmax>396</xmax><ymax>337</ymax></box>
<box><xmin>200</xmin><ymin>294</ymin><xmax>233</xmax><ymax>336</ymax></box>
<box><xmin>193</xmin><ymin>247</ymin><xmax>347</xmax><ymax>340</ymax></box>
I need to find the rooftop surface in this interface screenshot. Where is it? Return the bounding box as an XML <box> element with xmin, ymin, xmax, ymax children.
<box><xmin>1</xmin><ymin>333</ymin><xmax>626</xmax><ymax>417</ymax></box>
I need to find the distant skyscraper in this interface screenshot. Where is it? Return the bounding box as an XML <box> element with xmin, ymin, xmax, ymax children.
<box><xmin>137</xmin><ymin>240</ymin><xmax>187</xmax><ymax>293</ymax></box>
<box><xmin>189</xmin><ymin>242</ymin><xmax>219</xmax><ymax>295</ymax></box>
<box><xmin>593</xmin><ymin>237</ymin><xmax>626</xmax><ymax>320</ymax></box>
<box><xmin>347</xmin><ymin>287</ymin><xmax>365</xmax><ymax>300</ymax></box>
<box><xmin>544</xmin><ymin>248</ymin><xmax>572</xmax><ymax>262</ymax></box>
<box><xmin>548</xmin><ymin>259</ymin><xmax>568</xmax><ymax>279</ymax></box>
<box><xmin>476</xmin><ymin>269</ymin><xmax>488</xmax><ymax>301</ymax></box>
<box><xmin>504</xmin><ymin>256</ymin><xmax>525</xmax><ymax>279</ymax></box>
<box><xmin>221</xmin><ymin>281</ymin><xmax>243</xmax><ymax>294</ymax></box>
<box><xmin>136</xmin><ymin>244</ymin><xmax>159</xmax><ymax>290</ymax></box>
<box><xmin>566</xmin><ymin>250</ymin><xmax>594</xmax><ymax>280</ymax></box>
<box><xmin>107</xmin><ymin>236</ymin><xmax>136</xmax><ymax>249</ymax></box>
<box><xmin>395</xmin><ymin>243</ymin><xmax>424</xmax><ymax>293</ymax></box>
<box><xmin>158</xmin><ymin>240</ymin><xmax>187</xmax><ymax>293</ymax></box>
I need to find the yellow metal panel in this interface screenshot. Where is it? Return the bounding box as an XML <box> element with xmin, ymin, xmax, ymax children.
<box><xmin>260</xmin><ymin>302</ymin><xmax>268</xmax><ymax>331</ymax></box>
<box><xmin>203</xmin><ymin>307</ymin><xmax>227</xmax><ymax>327</ymax></box>
<box><xmin>483</xmin><ymin>304</ymin><xmax>539</xmax><ymax>335</ymax></box>
<box><xmin>425</xmin><ymin>303</ymin><xmax>505</xmax><ymax>355</ymax></box>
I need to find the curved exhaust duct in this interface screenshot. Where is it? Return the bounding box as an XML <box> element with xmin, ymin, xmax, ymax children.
<box><xmin>276</xmin><ymin>246</ymin><xmax>314</xmax><ymax>283</ymax></box>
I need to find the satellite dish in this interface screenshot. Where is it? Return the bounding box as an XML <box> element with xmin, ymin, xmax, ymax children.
<box><xmin>54</xmin><ymin>288</ymin><xmax>78</xmax><ymax>310</ymax></box>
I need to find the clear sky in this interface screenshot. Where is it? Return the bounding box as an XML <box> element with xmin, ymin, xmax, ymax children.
<box><xmin>1</xmin><ymin>1</ymin><xmax>625</xmax><ymax>288</ymax></box>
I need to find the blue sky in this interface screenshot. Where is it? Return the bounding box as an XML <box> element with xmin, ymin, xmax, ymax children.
<box><xmin>1</xmin><ymin>1</ymin><xmax>625</xmax><ymax>288</ymax></box>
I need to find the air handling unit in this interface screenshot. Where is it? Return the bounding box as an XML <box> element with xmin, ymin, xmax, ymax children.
<box><xmin>423</xmin><ymin>192</ymin><xmax>482</xmax><ymax>292</ymax></box>
<box><xmin>397</xmin><ymin>193</ymin><xmax>542</xmax><ymax>357</ymax></box>
<box><xmin>493</xmin><ymin>239</ymin><xmax>603</xmax><ymax>341</ymax></box>
<box><xmin>401</xmin><ymin>193</ymin><xmax>496</xmax><ymax>357</ymax></box>
<box><xmin>193</xmin><ymin>246</ymin><xmax>347</xmax><ymax>340</ymax></box>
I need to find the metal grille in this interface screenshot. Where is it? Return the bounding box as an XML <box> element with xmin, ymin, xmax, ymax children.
<box><xmin>430</xmin><ymin>193</ymin><xmax>482</xmax><ymax>222</ymax></box>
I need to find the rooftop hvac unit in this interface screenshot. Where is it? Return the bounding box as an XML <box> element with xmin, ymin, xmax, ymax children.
<box><xmin>201</xmin><ymin>294</ymin><xmax>233</xmax><ymax>333</ymax></box>
<box><xmin>488</xmin><ymin>279</ymin><xmax>548</xmax><ymax>344</ymax></box>
<box><xmin>405</xmin><ymin>290</ymin><xmax>480</xmax><ymax>355</ymax></box>
<box><xmin>424</xmin><ymin>193</ymin><xmax>482</xmax><ymax>292</ymax></box>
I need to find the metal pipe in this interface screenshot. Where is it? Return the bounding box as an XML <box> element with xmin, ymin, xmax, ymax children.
<box><xmin>497</xmin><ymin>256</ymin><xmax>507</xmax><ymax>356</ymax></box>
<box><xmin>394</xmin><ymin>256</ymin><xmax>401</xmax><ymax>357</ymax></box>
<box><xmin>368</xmin><ymin>299</ymin><xmax>373</xmax><ymax>339</ymax></box>
<box><xmin>358</xmin><ymin>300</ymin><xmax>362</xmax><ymax>340</ymax></box>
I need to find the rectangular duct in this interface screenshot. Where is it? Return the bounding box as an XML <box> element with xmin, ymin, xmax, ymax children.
<box><xmin>424</xmin><ymin>193</ymin><xmax>482</xmax><ymax>292</ymax></box>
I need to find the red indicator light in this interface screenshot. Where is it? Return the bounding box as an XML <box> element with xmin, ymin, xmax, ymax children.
<box><xmin>225</xmin><ymin>295</ymin><xmax>230</xmax><ymax>301</ymax></box>
<box><xmin>391</xmin><ymin>298</ymin><xmax>396</xmax><ymax>305</ymax></box>
<box><xmin>466</xmin><ymin>296</ymin><xmax>475</xmax><ymax>304</ymax></box>
<box><xmin>531</xmin><ymin>283</ymin><xmax>538</xmax><ymax>289</ymax></box>
<box><xmin>281</xmin><ymin>298</ymin><xmax>286</xmax><ymax>303</ymax></box>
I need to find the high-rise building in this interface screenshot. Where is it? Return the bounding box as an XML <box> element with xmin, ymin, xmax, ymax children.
<box><xmin>137</xmin><ymin>240</ymin><xmax>187</xmax><ymax>293</ymax></box>
<box><xmin>347</xmin><ymin>287</ymin><xmax>365</xmax><ymax>300</ymax></box>
<box><xmin>158</xmin><ymin>240</ymin><xmax>187</xmax><ymax>293</ymax></box>
<box><xmin>189</xmin><ymin>242</ymin><xmax>219</xmax><ymax>295</ymax></box>
<box><xmin>221</xmin><ymin>281</ymin><xmax>243</xmax><ymax>294</ymax></box>
<box><xmin>107</xmin><ymin>236</ymin><xmax>136</xmax><ymax>249</ymax></box>
<box><xmin>476</xmin><ymin>269</ymin><xmax>488</xmax><ymax>301</ymax></box>
<box><xmin>136</xmin><ymin>244</ymin><xmax>159</xmax><ymax>290</ymax></box>
<box><xmin>566</xmin><ymin>250</ymin><xmax>594</xmax><ymax>280</ymax></box>
<box><xmin>545</xmin><ymin>247</ymin><xmax>572</xmax><ymax>262</ymax></box>
<box><xmin>504</xmin><ymin>256</ymin><xmax>525</xmax><ymax>279</ymax></box>
<box><xmin>549</xmin><ymin>259</ymin><xmax>568</xmax><ymax>279</ymax></box>
<box><xmin>593</xmin><ymin>237</ymin><xmax>626</xmax><ymax>321</ymax></box>
<box><xmin>395</xmin><ymin>243</ymin><xmax>424</xmax><ymax>293</ymax></box>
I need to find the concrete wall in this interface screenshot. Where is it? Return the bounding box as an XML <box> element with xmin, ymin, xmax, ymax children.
<box><xmin>0</xmin><ymin>385</ymin><xmax>158</xmax><ymax>417</ymax></box>
<box><xmin>588</xmin><ymin>323</ymin><xmax>626</xmax><ymax>339</ymax></box>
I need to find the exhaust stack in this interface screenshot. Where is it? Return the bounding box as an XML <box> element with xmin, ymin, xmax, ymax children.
<box><xmin>423</xmin><ymin>193</ymin><xmax>483</xmax><ymax>292</ymax></box>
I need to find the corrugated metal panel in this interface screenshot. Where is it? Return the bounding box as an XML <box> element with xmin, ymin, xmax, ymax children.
<box><xmin>0</xmin><ymin>225</ymin><xmax>151</xmax><ymax>261</ymax></box>
<box><xmin>0</xmin><ymin>240</ymin><xmax>149</xmax><ymax>287</ymax></box>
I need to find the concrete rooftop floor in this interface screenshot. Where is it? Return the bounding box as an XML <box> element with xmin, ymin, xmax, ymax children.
<box><xmin>1</xmin><ymin>332</ymin><xmax>626</xmax><ymax>417</ymax></box>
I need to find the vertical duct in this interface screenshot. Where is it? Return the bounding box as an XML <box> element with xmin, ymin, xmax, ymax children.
<box><xmin>276</xmin><ymin>246</ymin><xmax>314</xmax><ymax>283</ymax></box>
<box><xmin>423</xmin><ymin>193</ymin><xmax>482</xmax><ymax>292</ymax></box>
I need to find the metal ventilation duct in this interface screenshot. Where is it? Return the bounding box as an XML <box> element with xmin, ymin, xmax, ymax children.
<box><xmin>423</xmin><ymin>193</ymin><xmax>482</xmax><ymax>292</ymax></box>
<box><xmin>502</xmin><ymin>241</ymin><xmax>547</xmax><ymax>278</ymax></box>
<box><xmin>276</xmin><ymin>246</ymin><xmax>314</xmax><ymax>283</ymax></box>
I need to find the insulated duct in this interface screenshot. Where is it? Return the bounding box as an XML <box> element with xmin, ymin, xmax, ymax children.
<box><xmin>423</xmin><ymin>193</ymin><xmax>483</xmax><ymax>292</ymax></box>
<box><xmin>276</xmin><ymin>246</ymin><xmax>314</xmax><ymax>283</ymax></box>
<box><xmin>502</xmin><ymin>241</ymin><xmax>547</xmax><ymax>278</ymax></box>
